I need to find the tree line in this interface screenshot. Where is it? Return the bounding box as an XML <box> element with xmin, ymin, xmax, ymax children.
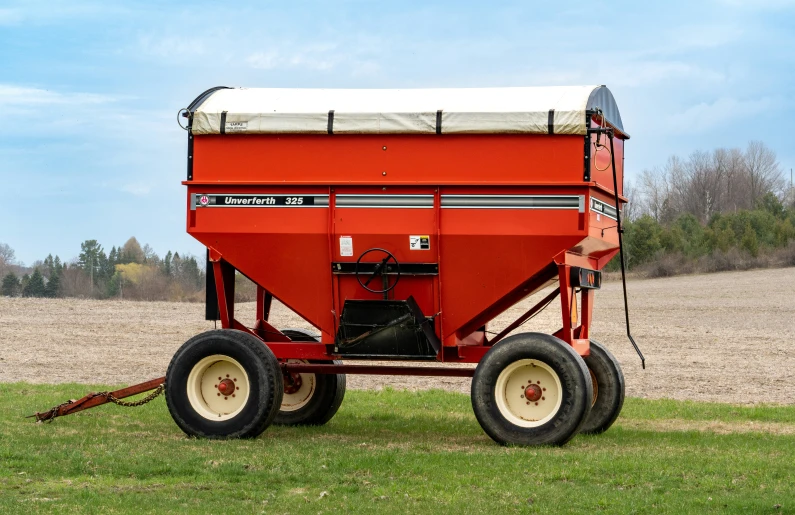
<box><xmin>0</xmin><ymin>237</ymin><xmax>205</xmax><ymax>301</ymax></box>
<box><xmin>619</xmin><ymin>141</ymin><xmax>795</xmax><ymax>275</ymax></box>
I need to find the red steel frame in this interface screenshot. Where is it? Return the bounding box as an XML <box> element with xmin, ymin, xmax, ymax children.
<box><xmin>188</xmin><ymin>125</ymin><xmax>626</xmax><ymax>374</ymax></box>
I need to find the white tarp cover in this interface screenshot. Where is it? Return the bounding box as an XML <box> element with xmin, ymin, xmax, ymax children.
<box><xmin>190</xmin><ymin>85</ymin><xmax>625</xmax><ymax>136</ymax></box>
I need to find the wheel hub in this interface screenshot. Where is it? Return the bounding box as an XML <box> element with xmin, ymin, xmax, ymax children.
<box><xmin>217</xmin><ymin>378</ymin><xmax>236</xmax><ymax>396</ymax></box>
<box><xmin>283</xmin><ymin>372</ymin><xmax>303</xmax><ymax>394</ymax></box>
<box><xmin>524</xmin><ymin>384</ymin><xmax>542</xmax><ymax>402</ymax></box>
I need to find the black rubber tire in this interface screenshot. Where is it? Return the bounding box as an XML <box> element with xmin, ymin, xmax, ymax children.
<box><xmin>165</xmin><ymin>329</ymin><xmax>283</xmax><ymax>439</ymax></box>
<box><xmin>580</xmin><ymin>339</ymin><xmax>625</xmax><ymax>435</ymax></box>
<box><xmin>274</xmin><ymin>328</ymin><xmax>346</xmax><ymax>426</ymax></box>
<box><xmin>471</xmin><ymin>332</ymin><xmax>593</xmax><ymax>446</ymax></box>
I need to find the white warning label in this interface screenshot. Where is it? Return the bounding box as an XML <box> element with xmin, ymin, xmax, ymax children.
<box><xmin>409</xmin><ymin>235</ymin><xmax>430</xmax><ymax>250</ymax></box>
<box><xmin>340</xmin><ymin>236</ymin><xmax>353</xmax><ymax>257</ymax></box>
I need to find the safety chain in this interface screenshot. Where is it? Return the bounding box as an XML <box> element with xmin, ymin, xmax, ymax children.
<box><xmin>101</xmin><ymin>384</ymin><xmax>165</xmax><ymax>407</ymax></box>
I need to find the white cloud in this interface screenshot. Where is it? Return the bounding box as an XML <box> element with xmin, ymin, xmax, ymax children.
<box><xmin>607</xmin><ymin>60</ymin><xmax>725</xmax><ymax>88</ymax></box>
<box><xmin>137</xmin><ymin>35</ymin><xmax>207</xmax><ymax>59</ymax></box>
<box><xmin>665</xmin><ymin>96</ymin><xmax>778</xmax><ymax>133</ymax></box>
<box><xmin>0</xmin><ymin>84</ymin><xmax>120</xmax><ymax>107</ymax></box>
<box><xmin>0</xmin><ymin>8</ymin><xmax>23</xmax><ymax>25</ymax></box>
<box><xmin>714</xmin><ymin>0</ymin><xmax>795</xmax><ymax>9</ymax></box>
<box><xmin>245</xmin><ymin>44</ymin><xmax>345</xmax><ymax>72</ymax></box>
<box><xmin>120</xmin><ymin>182</ymin><xmax>152</xmax><ymax>196</ymax></box>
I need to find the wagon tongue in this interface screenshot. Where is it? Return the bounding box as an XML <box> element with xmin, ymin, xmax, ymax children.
<box><xmin>28</xmin><ymin>377</ymin><xmax>165</xmax><ymax>423</ymax></box>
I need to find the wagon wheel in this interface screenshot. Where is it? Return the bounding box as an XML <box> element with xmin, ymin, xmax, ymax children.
<box><xmin>274</xmin><ymin>328</ymin><xmax>346</xmax><ymax>426</ymax></box>
<box><xmin>165</xmin><ymin>329</ymin><xmax>283</xmax><ymax>438</ymax></box>
<box><xmin>471</xmin><ymin>332</ymin><xmax>592</xmax><ymax>446</ymax></box>
<box><xmin>579</xmin><ymin>339</ymin><xmax>625</xmax><ymax>434</ymax></box>
<box><xmin>355</xmin><ymin>248</ymin><xmax>400</xmax><ymax>294</ymax></box>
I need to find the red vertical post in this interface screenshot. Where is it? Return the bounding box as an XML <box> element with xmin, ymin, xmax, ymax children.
<box><xmin>557</xmin><ymin>264</ymin><xmax>573</xmax><ymax>345</ymax></box>
<box><xmin>210</xmin><ymin>251</ymin><xmax>236</xmax><ymax>330</ymax></box>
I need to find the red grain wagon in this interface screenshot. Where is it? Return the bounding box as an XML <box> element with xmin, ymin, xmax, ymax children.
<box><xmin>38</xmin><ymin>86</ymin><xmax>643</xmax><ymax>446</ymax></box>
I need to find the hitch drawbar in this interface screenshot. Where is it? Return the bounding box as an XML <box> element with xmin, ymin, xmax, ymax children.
<box><xmin>30</xmin><ymin>377</ymin><xmax>165</xmax><ymax>422</ymax></box>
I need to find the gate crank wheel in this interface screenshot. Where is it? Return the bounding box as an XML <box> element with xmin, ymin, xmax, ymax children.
<box><xmin>355</xmin><ymin>248</ymin><xmax>400</xmax><ymax>294</ymax></box>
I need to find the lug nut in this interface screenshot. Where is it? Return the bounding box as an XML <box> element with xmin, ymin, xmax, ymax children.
<box><xmin>224</xmin><ymin>397</ymin><xmax>228</xmax><ymax>400</ymax></box>
<box><xmin>535</xmin><ymin>402</ymin><xmax>538</xmax><ymax>406</ymax></box>
<box><xmin>542</xmin><ymin>397</ymin><xmax>545</xmax><ymax>400</ymax></box>
<box><xmin>217</xmin><ymin>393</ymin><xmax>220</xmax><ymax>396</ymax></box>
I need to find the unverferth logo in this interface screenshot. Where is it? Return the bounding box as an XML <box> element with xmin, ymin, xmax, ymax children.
<box><xmin>199</xmin><ymin>195</ymin><xmax>209</xmax><ymax>206</ymax></box>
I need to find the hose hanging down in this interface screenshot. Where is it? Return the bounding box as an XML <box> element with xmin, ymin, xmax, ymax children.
<box><xmin>606</xmin><ymin>127</ymin><xmax>646</xmax><ymax>369</ymax></box>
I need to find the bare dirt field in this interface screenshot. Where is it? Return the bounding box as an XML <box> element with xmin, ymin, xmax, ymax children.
<box><xmin>1</xmin><ymin>267</ymin><xmax>793</xmax><ymax>404</ymax></box>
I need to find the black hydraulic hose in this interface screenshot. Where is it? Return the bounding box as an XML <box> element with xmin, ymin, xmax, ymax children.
<box><xmin>608</xmin><ymin>131</ymin><xmax>646</xmax><ymax>369</ymax></box>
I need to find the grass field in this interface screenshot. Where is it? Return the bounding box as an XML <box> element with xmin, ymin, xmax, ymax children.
<box><xmin>2</xmin><ymin>385</ymin><xmax>794</xmax><ymax>514</ymax></box>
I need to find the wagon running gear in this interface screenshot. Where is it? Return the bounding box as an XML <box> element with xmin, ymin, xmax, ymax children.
<box><xmin>471</xmin><ymin>332</ymin><xmax>593</xmax><ymax>446</ymax></box>
<box><xmin>580</xmin><ymin>340</ymin><xmax>625</xmax><ymax>434</ymax></box>
<box><xmin>165</xmin><ymin>329</ymin><xmax>283</xmax><ymax>438</ymax></box>
<box><xmin>274</xmin><ymin>329</ymin><xmax>346</xmax><ymax>426</ymax></box>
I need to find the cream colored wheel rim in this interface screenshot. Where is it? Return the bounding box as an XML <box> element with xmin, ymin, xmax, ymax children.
<box><xmin>589</xmin><ymin>368</ymin><xmax>599</xmax><ymax>407</ymax></box>
<box><xmin>494</xmin><ymin>359</ymin><xmax>563</xmax><ymax>428</ymax></box>
<box><xmin>281</xmin><ymin>359</ymin><xmax>316</xmax><ymax>412</ymax></box>
<box><xmin>186</xmin><ymin>355</ymin><xmax>250</xmax><ymax>421</ymax></box>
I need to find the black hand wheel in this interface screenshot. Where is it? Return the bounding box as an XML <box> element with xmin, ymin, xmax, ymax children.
<box><xmin>355</xmin><ymin>248</ymin><xmax>400</xmax><ymax>294</ymax></box>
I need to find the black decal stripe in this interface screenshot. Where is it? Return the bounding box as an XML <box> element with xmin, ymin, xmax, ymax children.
<box><xmin>328</xmin><ymin>110</ymin><xmax>334</xmax><ymax>135</ymax></box>
<box><xmin>436</xmin><ymin>110</ymin><xmax>442</xmax><ymax>135</ymax></box>
<box><xmin>195</xmin><ymin>194</ymin><xmax>330</xmax><ymax>208</ymax></box>
<box><xmin>548</xmin><ymin>109</ymin><xmax>555</xmax><ymax>135</ymax></box>
<box><xmin>220</xmin><ymin>111</ymin><xmax>227</xmax><ymax>135</ymax></box>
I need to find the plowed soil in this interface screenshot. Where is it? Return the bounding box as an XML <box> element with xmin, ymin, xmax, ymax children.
<box><xmin>1</xmin><ymin>268</ymin><xmax>793</xmax><ymax>404</ymax></box>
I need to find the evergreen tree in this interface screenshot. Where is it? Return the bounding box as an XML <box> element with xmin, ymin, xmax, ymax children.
<box><xmin>78</xmin><ymin>240</ymin><xmax>103</xmax><ymax>280</ymax></box>
<box><xmin>53</xmin><ymin>256</ymin><xmax>63</xmax><ymax>276</ymax></box>
<box><xmin>22</xmin><ymin>269</ymin><xmax>46</xmax><ymax>297</ymax></box>
<box><xmin>43</xmin><ymin>254</ymin><xmax>55</xmax><ymax>277</ymax></box>
<box><xmin>163</xmin><ymin>251</ymin><xmax>173</xmax><ymax>276</ymax></box>
<box><xmin>44</xmin><ymin>272</ymin><xmax>61</xmax><ymax>298</ymax></box>
<box><xmin>1</xmin><ymin>272</ymin><xmax>20</xmax><ymax>297</ymax></box>
<box><xmin>97</xmin><ymin>249</ymin><xmax>111</xmax><ymax>281</ymax></box>
<box><xmin>181</xmin><ymin>256</ymin><xmax>203</xmax><ymax>289</ymax></box>
<box><xmin>20</xmin><ymin>273</ymin><xmax>30</xmax><ymax>292</ymax></box>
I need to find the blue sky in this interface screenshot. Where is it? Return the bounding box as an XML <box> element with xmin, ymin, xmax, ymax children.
<box><xmin>1</xmin><ymin>0</ymin><xmax>794</xmax><ymax>265</ymax></box>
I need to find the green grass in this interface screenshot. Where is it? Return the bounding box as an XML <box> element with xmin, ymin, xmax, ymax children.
<box><xmin>1</xmin><ymin>384</ymin><xmax>794</xmax><ymax>514</ymax></box>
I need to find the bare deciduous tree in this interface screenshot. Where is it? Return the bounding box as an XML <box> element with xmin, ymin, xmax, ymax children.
<box><xmin>745</xmin><ymin>140</ymin><xmax>784</xmax><ymax>207</ymax></box>
<box><xmin>633</xmin><ymin>141</ymin><xmax>783</xmax><ymax>222</ymax></box>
